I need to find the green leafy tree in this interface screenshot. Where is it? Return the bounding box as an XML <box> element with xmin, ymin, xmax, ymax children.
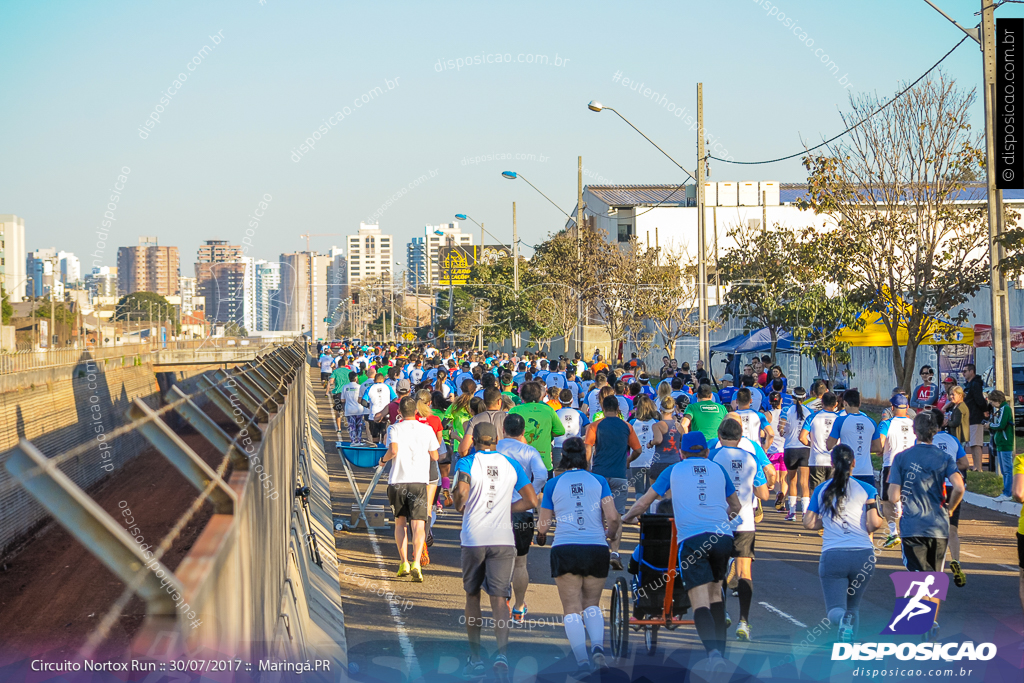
<box><xmin>801</xmin><ymin>73</ymin><xmax>989</xmax><ymax>391</ymax></box>
<box><xmin>2</xmin><ymin>287</ymin><xmax>16</xmax><ymax>325</ymax></box>
<box><xmin>224</xmin><ymin>321</ymin><xmax>248</xmax><ymax>337</ymax></box>
<box><xmin>113</xmin><ymin>291</ymin><xmax>173</xmax><ymax>321</ymax></box>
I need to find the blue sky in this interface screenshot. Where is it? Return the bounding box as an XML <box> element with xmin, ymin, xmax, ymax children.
<box><xmin>0</xmin><ymin>0</ymin><xmax>1016</xmax><ymax>275</ymax></box>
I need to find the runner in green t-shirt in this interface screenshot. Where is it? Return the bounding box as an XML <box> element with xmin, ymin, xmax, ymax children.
<box><xmin>680</xmin><ymin>384</ymin><xmax>728</xmax><ymax>440</ymax></box>
<box><xmin>509</xmin><ymin>381</ymin><xmax>565</xmax><ymax>471</ymax></box>
<box><xmin>499</xmin><ymin>373</ymin><xmax>522</xmax><ymax>405</ymax></box>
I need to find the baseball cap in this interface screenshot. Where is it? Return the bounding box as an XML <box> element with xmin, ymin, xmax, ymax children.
<box><xmin>942</xmin><ymin>376</ymin><xmax>957</xmax><ymax>385</ymax></box>
<box><xmin>890</xmin><ymin>394</ymin><xmax>909</xmax><ymax>407</ymax></box>
<box><xmin>473</xmin><ymin>422</ymin><xmax>498</xmax><ymax>443</ymax></box>
<box><xmin>396</xmin><ymin>379</ymin><xmax>411</xmax><ymax>393</ymax></box>
<box><xmin>680</xmin><ymin>431</ymin><xmax>708</xmax><ymax>454</ymax></box>
<box><xmin>721</xmin><ymin>373</ymin><xmax>734</xmax><ymax>383</ymax></box>
<box><xmin>833</xmin><ymin>382</ymin><xmax>847</xmax><ymax>392</ymax></box>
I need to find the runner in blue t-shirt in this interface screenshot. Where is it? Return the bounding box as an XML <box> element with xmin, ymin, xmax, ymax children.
<box><xmin>538</xmin><ymin>437</ymin><xmax>620</xmax><ymax>674</ymax></box>
<box><xmin>624</xmin><ymin>431</ymin><xmax>741</xmax><ymax>670</ymax></box>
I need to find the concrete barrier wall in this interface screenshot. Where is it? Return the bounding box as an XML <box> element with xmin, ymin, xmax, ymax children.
<box><xmin>130</xmin><ymin>347</ymin><xmax>345</xmax><ymax>677</ymax></box>
<box><xmin>0</xmin><ymin>359</ymin><xmax>206</xmax><ymax>555</ymax></box>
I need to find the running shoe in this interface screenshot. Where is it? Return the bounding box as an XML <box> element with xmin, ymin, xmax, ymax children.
<box><xmin>725</xmin><ymin>559</ymin><xmax>739</xmax><ymax>589</ymax></box>
<box><xmin>785</xmin><ymin>509</ymin><xmax>796</xmax><ymax>522</ymax></box>
<box><xmin>736</xmin><ymin>619</ymin><xmax>751</xmax><ymax>641</ymax></box>
<box><xmin>838</xmin><ymin>610</ymin><xmax>855</xmax><ymax>643</ymax></box>
<box><xmin>492</xmin><ymin>654</ymin><xmax>509</xmax><ymax>678</ymax></box>
<box><xmin>753</xmin><ymin>500</ymin><xmax>764</xmax><ymax>524</ymax></box>
<box><xmin>707</xmin><ymin>650</ymin><xmax>728</xmax><ymax>674</ymax></box>
<box><xmin>609</xmin><ymin>552</ymin><xmax>624</xmax><ymax>571</ymax></box>
<box><xmin>882</xmin><ymin>533</ymin><xmax>902</xmax><ymax>550</ymax></box>
<box><xmin>774</xmin><ymin>492</ymin><xmax>785</xmax><ymax>511</ymax></box>
<box><xmin>411</xmin><ymin>563</ymin><xmax>423</xmax><ymax>582</ymax></box>
<box><xmin>950</xmin><ymin>560</ymin><xmax>966</xmax><ymax>588</ymax></box>
<box><xmin>397</xmin><ymin>561</ymin><xmax>410</xmax><ymax>578</ymax></box>
<box><xmin>420</xmin><ymin>545</ymin><xmax>430</xmax><ymax>566</ymax></box>
<box><xmin>512</xmin><ymin>604</ymin><xmax>528</xmax><ymax>623</ymax></box>
<box><xmin>591</xmin><ymin>647</ymin><xmax>609</xmax><ymax>671</ymax></box>
<box><xmin>462</xmin><ymin>657</ymin><xmax>485</xmax><ymax>678</ymax></box>
<box><xmin>923</xmin><ymin>621</ymin><xmax>940</xmax><ymax>643</ymax></box>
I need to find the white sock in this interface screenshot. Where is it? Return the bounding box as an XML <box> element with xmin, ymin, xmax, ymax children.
<box><xmin>788</xmin><ymin>496</ymin><xmax>797</xmax><ymax>512</ymax></box>
<box><xmin>801</xmin><ymin>497</ymin><xmax>810</xmax><ymax>514</ymax></box>
<box><xmin>563</xmin><ymin>613</ymin><xmax>588</xmax><ymax>664</ymax></box>
<box><xmin>582</xmin><ymin>606</ymin><xmax>604</xmax><ymax>651</ymax></box>
<box><xmin>430</xmin><ymin>506</ymin><xmax>437</xmax><ymax>528</ymax></box>
<box><xmin>889</xmin><ymin>521</ymin><xmax>897</xmax><ymax>535</ymax></box>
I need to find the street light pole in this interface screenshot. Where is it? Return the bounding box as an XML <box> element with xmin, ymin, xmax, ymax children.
<box><xmin>577</xmin><ymin>155</ymin><xmax>584</xmax><ymax>356</ymax></box>
<box><xmin>513</xmin><ymin>201</ymin><xmax>519</xmax><ymax>349</ymax></box>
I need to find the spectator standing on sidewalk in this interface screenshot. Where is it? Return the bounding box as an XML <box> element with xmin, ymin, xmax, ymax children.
<box><xmin>911</xmin><ymin>366</ymin><xmax>939</xmax><ymax>411</ymax></box>
<box><xmin>962</xmin><ymin>364</ymin><xmax>988</xmax><ymax>472</ymax></box>
<box><xmin>988</xmin><ymin>389</ymin><xmax>1015</xmax><ymax>501</ymax></box>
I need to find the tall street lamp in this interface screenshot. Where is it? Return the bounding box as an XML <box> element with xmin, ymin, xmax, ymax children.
<box><xmin>501</xmin><ymin>169</ymin><xmax>586</xmax><ymax>354</ymax></box>
<box><xmin>587</xmin><ymin>98</ymin><xmax>710</xmax><ymax>367</ymax></box>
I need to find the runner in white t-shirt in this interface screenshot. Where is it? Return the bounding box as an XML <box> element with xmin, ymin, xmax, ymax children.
<box><xmin>383</xmin><ymin>397</ymin><xmax>440</xmax><ymax>582</ymax></box>
<box><xmin>454</xmin><ymin>422</ymin><xmax>537</xmax><ymax>679</ymax></box>
<box><xmin>553</xmin><ymin>389</ymin><xmax>588</xmax><ymax>471</ymax></box>
<box><xmin>364</xmin><ymin>375</ymin><xmax>398</xmax><ymax>445</ymax></box>
<box><xmin>871</xmin><ymin>395</ymin><xmax>917</xmax><ymax>550</ymax></box>
<box><xmin>711</xmin><ymin>418</ymin><xmax>769</xmax><ymax>642</ymax></box>
<box><xmin>496</xmin><ymin>413</ymin><xmax>548</xmax><ymax>625</ymax></box>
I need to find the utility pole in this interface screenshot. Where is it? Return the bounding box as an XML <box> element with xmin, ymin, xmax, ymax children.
<box><xmin>922</xmin><ymin>1</ymin><xmax>1009</xmax><ymax>396</ymax></box>
<box><xmin>577</xmin><ymin>155</ymin><xmax>584</xmax><ymax>356</ymax></box>
<box><xmin>982</xmin><ymin>2</ymin><xmax>1012</xmax><ymax>396</ymax></box>
<box><xmin>696</xmin><ymin>83</ymin><xmax>710</xmax><ymax>368</ymax></box>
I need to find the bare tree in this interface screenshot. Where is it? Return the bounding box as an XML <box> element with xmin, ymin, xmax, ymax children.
<box><xmin>802</xmin><ymin>73</ymin><xmax>989</xmax><ymax>391</ymax></box>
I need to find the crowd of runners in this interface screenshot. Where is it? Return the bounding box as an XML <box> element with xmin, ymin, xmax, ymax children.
<box><xmin>316</xmin><ymin>341</ymin><xmax>1024</xmax><ymax>678</ymax></box>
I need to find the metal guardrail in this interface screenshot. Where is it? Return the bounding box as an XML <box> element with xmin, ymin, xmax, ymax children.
<box><xmin>0</xmin><ymin>338</ymin><xmax>294</xmax><ymax>375</ymax></box>
<box><xmin>2</xmin><ymin>339</ymin><xmax>345</xmax><ymax>672</ymax></box>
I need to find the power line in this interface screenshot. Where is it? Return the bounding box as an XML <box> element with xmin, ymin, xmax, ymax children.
<box><xmin>708</xmin><ymin>34</ymin><xmax>971</xmax><ymax>166</ymax></box>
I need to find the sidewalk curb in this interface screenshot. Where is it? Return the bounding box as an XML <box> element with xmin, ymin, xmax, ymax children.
<box><xmin>962</xmin><ymin>490</ymin><xmax>1022</xmax><ymax>517</ymax></box>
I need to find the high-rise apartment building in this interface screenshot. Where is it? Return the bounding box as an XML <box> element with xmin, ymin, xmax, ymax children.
<box><xmin>0</xmin><ymin>215</ymin><xmax>26</xmax><ymax>298</ymax></box>
<box><xmin>178</xmin><ymin>276</ymin><xmax>197</xmax><ymax>315</ymax></box>
<box><xmin>255</xmin><ymin>260</ymin><xmax>281</xmax><ymax>333</ymax></box>
<box><xmin>205</xmin><ymin>261</ymin><xmax>247</xmax><ymax>327</ymax></box>
<box><xmin>116</xmin><ymin>237</ymin><xmax>180</xmax><ymax>297</ymax></box>
<box><xmin>86</xmin><ymin>266</ymin><xmax>118</xmax><ymax>299</ymax></box>
<box><xmin>276</xmin><ymin>252</ymin><xmax>330</xmax><ymax>339</ymax></box>
<box><xmin>195</xmin><ymin>239</ymin><xmax>242</xmax><ymax>305</ymax></box>
<box><xmin>27</xmin><ymin>248</ymin><xmax>62</xmax><ymax>298</ymax></box>
<box><xmin>346</xmin><ymin>223</ymin><xmax>394</xmax><ymax>288</ymax></box>
<box><xmin>325</xmin><ymin>246</ymin><xmax>347</xmax><ymax>316</ymax></box>
<box><xmin>58</xmin><ymin>251</ymin><xmax>81</xmax><ymax>286</ymax></box>
<box><xmin>406</xmin><ymin>222</ymin><xmax>472</xmax><ymax>288</ymax></box>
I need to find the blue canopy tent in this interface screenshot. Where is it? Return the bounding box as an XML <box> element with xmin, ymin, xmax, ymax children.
<box><xmin>711</xmin><ymin>328</ymin><xmax>798</xmax><ymax>354</ymax></box>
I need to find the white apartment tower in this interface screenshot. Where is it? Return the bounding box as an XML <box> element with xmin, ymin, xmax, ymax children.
<box><xmin>346</xmin><ymin>223</ymin><xmax>394</xmax><ymax>287</ymax></box>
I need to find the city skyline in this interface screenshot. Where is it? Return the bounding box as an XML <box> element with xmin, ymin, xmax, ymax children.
<box><xmin>2</xmin><ymin>1</ymin><xmax>1012</xmax><ymax>275</ymax></box>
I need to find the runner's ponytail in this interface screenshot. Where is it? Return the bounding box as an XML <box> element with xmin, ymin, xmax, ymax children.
<box><xmin>820</xmin><ymin>444</ymin><xmax>854</xmax><ymax>519</ymax></box>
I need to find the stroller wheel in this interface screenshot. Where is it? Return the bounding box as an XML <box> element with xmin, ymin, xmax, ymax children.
<box><xmin>610</xmin><ymin>576</ymin><xmax>630</xmax><ymax>659</ymax></box>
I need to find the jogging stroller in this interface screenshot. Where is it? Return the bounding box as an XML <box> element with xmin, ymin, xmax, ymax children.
<box><xmin>610</xmin><ymin>512</ymin><xmax>693</xmax><ymax>656</ymax></box>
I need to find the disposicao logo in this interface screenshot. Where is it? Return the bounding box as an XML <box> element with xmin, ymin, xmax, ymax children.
<box><xmin>882</xmin><ymin>571</ymin><xmax>947</xmax><ymax>635</ymax></box>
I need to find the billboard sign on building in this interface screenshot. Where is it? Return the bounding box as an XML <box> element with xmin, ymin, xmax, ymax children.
<box><xmin>438</xmin><ymin>245</ymin><xmax>513</xmax><ymax>285</ymax></box>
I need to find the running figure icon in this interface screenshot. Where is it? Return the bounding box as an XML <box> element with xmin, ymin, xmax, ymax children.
<box><xmin>888</xmin><ymin>574</ymin><xmax>939</xmax><ymax>631</ymax></box>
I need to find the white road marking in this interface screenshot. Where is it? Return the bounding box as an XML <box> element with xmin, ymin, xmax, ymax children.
<box><xmin>366</xmin><ymin>528</ymin><xmax>421</xmax><ymax>680</ymax></box>
<box><xmin>1000</xmin><ymin>564</ymin><xmax>1021</xmax><ymax>573</ymax></box>
<box><xmin>759</xmin><ymin>601</ymin><xmax>807</xmax><ymax>628</ymax></box>
<box><xmin>961</xmin><ymin>550</ymin><xmax>980</xmax><ymax>558</ymax></box>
